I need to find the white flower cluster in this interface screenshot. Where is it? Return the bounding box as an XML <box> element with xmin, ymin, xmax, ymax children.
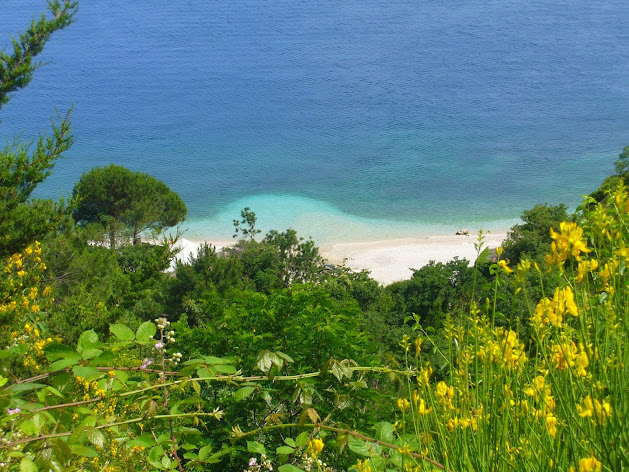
<box><xmin>155</xmin><ymin>317</ymin><xmax>170</xmax><ymax>330</ymax></box>
<box><xmin>244</xmin><ymin>454</ymin><xmax>274</xmax><ymax>472</ymax></box>
<box><xmin>298</xmin><ymin>453</ymin><xmax>337</xmax><ymax>472</ymax></box>
<box><xmin>153</xmin><ymin>317</ymin><xmax>182</xmax><ymax>365</ymax></box>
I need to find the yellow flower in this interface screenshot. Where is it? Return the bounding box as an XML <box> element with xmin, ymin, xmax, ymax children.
<box><xmin>545</xmin><ymin>414</ymin><xmax>558</xmax><ymax>438</ymax></box>
<box><xmin>356</xmin><ymin>459</ymin><xmax>372</xmax><ymax>472</ymax></box>
<box><xmin>307</xmin><ymin>438</ymin><xmax>324</xmax><ymax>457</ymax></box>
<box><xmin>498</xmin><ymin>259</ymin><xmax>513</xmax><ymax>274</ymax></box>
<box><xmin>578</xmin><ymin>455</ymin><xmax>602</xmax><ymax>472</ymax></box>
<box><xmin>547</xmin><ymin>221</ymin><xmax>591</xmax><ymax>266</ymax></box>
<box><xmin>418</xmin><ymin>363</ymin><xmax>433</xmax><ymax>386</ymax></box>
<box><xmin>577</xmin><ymin>395</ymin><xmax>612</xmax><ymax>424</ymax></box>
<box><xmin>435</xmin><ymin>381</ymin><xmax>455</xmax><ymax>409</ymax></box>
<box><xmin>414</xmin><ymin>336</ymin><xmax>422</xmax><ymax>357</ymax></box>
<box><xmin>551</xmin><ymin>340</ymin><xmax>577</xmax><ymax>370</ymax></box>
<box><xmin>397</xmin><ymin>398</ymin><xmax>411</xmax><ymax>412</ymax></box>
<box><xmin>416</xmin><ymin>398</ymin><xmax>432</xmax><ymax>415</ymax></box>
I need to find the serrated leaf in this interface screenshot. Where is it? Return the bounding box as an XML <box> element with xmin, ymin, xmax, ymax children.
<box><xmin>72</xmin><ymin>366</ymin><xmax>100</xmax><ymax>379</ymax></box>
<box><xmin>256</xmin><ymin>350</ymin><xmax>273</xmax><ymax>373</ymax></box>
<box><xmin>203</xmin><ymin>355</ymin><xmax>233</xmax><ymax>365</ymax></box>
<box><xmin>136</xmin><ymin>322</ymin><xmax>157</xmax><ymax>342</ymax></box>
<box><xmin>276</xmin><ymin>446</ymin><xmax>295</xmax><ymax>455</ymax></box>
<box><xmin>90</xmin><ymin>350</ymin><xmax>115</xmax><ymax>366</ymax></box>
<box><xmin>348</xmin><ymin>436</ymin><xmax>382</xmax><ymax>457</ymax></box>
<box><xmin>70</xmin><ymin>445</ymin><xmax>98</xmax><ymax>457</ymax></box>
<box><xmin>126</xmin><ymin>434</ymin><xmax>156</xmax><ymax>448</ymax></box>
<box><xmin>373</xmin><ymin>422</ymin><xmax>395</xmax><ymax>443</ymax></box>
<box><xmin>247</xmin><ymin>441</ymin><xmax>266</xmax><ymax>455</ymax></box>
<box><xmin>149</xmin><ymin>445</ymin><xmax>164</xmax><ymax>462</ymax></box>
<box><xmin>275</xmin><ymin>351</ymin><xmax>294</xmax><ymax>363</ymax></box>
<box><xmin>20</xmin><ymin>457</ymin><xmax>38</xmax><ymax>472</ymax></box>
<box><xmin>50</xmin><ymin>439</ymin><xmax>72</xmax><ymax>464</ymax></box>
<box><xmin>198</xmin><ymin>444</ymin><xmax>212</xmax><ymax>460</ymax></box>
<box><xmin>77</xmin><ymin>330</ymin><xmax>99</xmax><ymax>353</ymax></box>
<box><xmin>295</xmin><ymin>432</ymin><xmax>310</xmax><ymax>447</ymax></box>
<box><xmin>284</xmin><ymin>438</ymin><xmax>296</xmax><ymax>447</ymax></box>
<box><xmin>233</xmin><ymin>386</ymin><xmax>255</xmax><ymax>401</ymax></box>
<box><xmin>214</xmin><ymin>364</ymin><xmax>237</xmax><ymax>374</ymax></box>
<box><xmin>86</xmin><ymin>428</ymin><xmax>104</xmax><ymax>447</ymax></box>
<box><xmin>19</xmin><ymin>420</ymin><xmax>40</xmax><ymax>436</ymax></box>
<box><xmin>0</xmin><ymin>349</ymin><xmax>13</xmax><ymax>360</ymax></box>
<box><xmin>8</xmin><ymin>383</ymin><xmax>47</xmax><ymax>393</ymax></box>
<box><xmin>110</xmin><ymin>324</ymin><xmax>135</xmax><ymax>341</ymax></box>
<box><xmin>44</xmin><ymin>343</ymin><xmax>79</xmax><ymax>361</ymax></box>
<box><xmin>48</xmin><ymin>358</ymin><xmax>79</xmax><ymax>370</ymax></box>
<box><xmin>181</xmin><ymin>358</ymin><xmax>206</xmax><ymax>366</ymax></box>
<box><xmin>81</xmin><ymin>348</ymin><xmax>103</xmax><ymax>360</ymax></box>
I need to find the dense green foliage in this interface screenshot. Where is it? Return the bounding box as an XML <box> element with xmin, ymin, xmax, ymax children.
<box><xmin>502</xmin><ymin>203</ymin><xmax>568</xmax><ymax>264</ymax></box>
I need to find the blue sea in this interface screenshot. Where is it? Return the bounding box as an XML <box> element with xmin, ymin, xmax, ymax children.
<box><xmin>1</xmin><ymin>1</ymin><xmax>628</xmax><ymax>244</ymax></box>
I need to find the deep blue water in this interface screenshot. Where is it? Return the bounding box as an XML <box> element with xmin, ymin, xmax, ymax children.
<box><xmin>1</xmin><ymin>1</ymin><xmax>628</xmax><ymax>242</ymax></box>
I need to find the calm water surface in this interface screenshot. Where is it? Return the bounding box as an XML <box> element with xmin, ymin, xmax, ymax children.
<box><xmin>1</xmin><ymin>1</ymin><xmax>627</xmax><ymax>242</ymax></box>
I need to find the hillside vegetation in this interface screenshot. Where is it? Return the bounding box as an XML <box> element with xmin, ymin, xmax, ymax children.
<box><xmin>1</xmin><ymin>4</ymin><xmax>627</xmax><ymax>471</ymax></box>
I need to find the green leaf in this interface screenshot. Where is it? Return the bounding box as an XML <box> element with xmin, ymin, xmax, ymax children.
<box><xmin>81</xmin><ymin>348</ymin><xmax>103</xmax><ymax>360</ymax></box>
<box><xmin>79</xmin><ymin>415</ymin><xmax>98</xmax><ymax>427</ymax></box>
<box><xmin>247</xmin><ymin>441</ymin><xmax>266</xmax><ymax>455</ymax></box>
<box><xmin>72</xmin><ymin>366</ymin><xmax>100</xmax><ymax>379</ymax></box>
<box><xmin>90</xmin><ymin>350</ymin><xmax>115</xmax><ymax>366</ymax></box>
<box><xmin>348</xmin><ymin>436</ymin><xmax>382</xmax><ymax>457</ymax></box>
<box><xmin>181</xmin><ymin>358</ymin><xmax>205</xmax><ymax>366</ymax></box>
<box><xmin>373</xmin><ymin>422</ymin><xmax>395</xmax><ymax>443</ymax></box>
<box><xmin>20</xmin><ymin>457</ymin><xmax>38</xmax><ymax>472</ymax></box>
<box><xmin>8</xmin><ymin>383</ymin><xmax>47</xmax><ymax>393</ymax></box>
<box><xmin>278</xmin><ymin>465</ymin><xmax>306</xmax><ymax>472</ymax></box>
<box><xmin>233</xmin><ymin>386</ymin><xmax>255</xmax><ymax>401</ymax></box>
<box><xmin>198</xmin><ymin>444</ymin><xmax>212</xmax><ymax>460</ymax></box>
<box><xmin>110</xmin><ymin>324</ymin><xmax>135</xmax><ymax>341</ymax></box>
<box><xmin>48</xmin><ymin>358</ymin><xmax>79</xmax><ymax>370</ymax></box>
<box><xmin>0</xmin><ymin>348</ymin><xmax>13</xmax><ymax>360</ymax></box>
<box><xmin>295</xmin><ymin>432</ymin><xmax>310</xmax><ymax>447</ymax></box>
<box><xmin>77</xmin><ymin>330</ymin><xmax>99</xmax><ymax>353</ymax></box>
<box><xmin>214</xmin><ymin>364</ymin><xmax>237</xmax><ymax>374</ymax></box>
<box><xmin>9</xmin><ymin>344</ymin><xmax>28</xmax><ymax>356</ymax></box>
<box><xmin>284</xmin><ymin>438</ymin><xmax>296</xmax><ymax>447</ymax></box>
<box><xmin>256</xmin><ymin>350</ymin><xmax>273</xmax><ymax>373</ymax></box>
<box><xmin>136</xmin><ymin>321</ymin><xmax>157</xmax><ymax>342</ymax></box>
<box><xmin>86</xmin><ymin>428</ymin><xmax>104</xmax><ymax>447</ymax></box>
<box><xmin>149</xmin><ymin>445</ymin><xmax>165</xmax><ymax>462</ymax></box>
<box><xmin>19</xmin><ymin>420</ymin><xmax>40</xmax><ymax>436</ymax></box>
<box><xmin>126</xmin><ymin>434</ymin><xmax>156</xmax><ymax>448</ymax></box>
<box><xmin>43</xmin><ymin>343</ymin><xmax>79</xmax><ymax>361</ymax></box>
<box><xmin>50</xmin><ymin>439</ymin><xmax>72</xmax><ymax>464</ymax></box>
<box><xmin>70</xmin><ymin>445</ymin><xmax>99</xmax><ymax>457</ymax></box>
<box><xmin>202</xmin><ymin>355</ymin><xmax>234</xmax><ymax>365</ymax></box>
<box><xmin>192</xmin><ymin>380</ymin><xmax>201</xmax><ymax>396</ymax></box>
<box><xmin>276</xmin><ymin>446</ymin><xmax>295</xmax><ymax>455</ymax></box>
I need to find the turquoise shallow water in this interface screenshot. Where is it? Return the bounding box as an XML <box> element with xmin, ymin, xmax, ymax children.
<box><xmin>1</xmin><ymin>1</ymin><xmax>628</xmax><ymax>243</ymax></box>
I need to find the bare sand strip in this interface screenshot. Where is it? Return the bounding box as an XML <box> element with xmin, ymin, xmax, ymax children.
<box><xmin>320</xmin><ymin>232</ymin><xmax>507</xmax><ymax>285</ymax></box>
<box><xmin>173</xmin><ymin>232</ymin><xmax>507</xmax><ymax>285</ymax></box>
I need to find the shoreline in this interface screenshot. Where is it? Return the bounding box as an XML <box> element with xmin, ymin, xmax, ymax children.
<box><xmin>172</xmin><ymin>229</ymin><xmax>509</xmax><ymax>286</ymax></box>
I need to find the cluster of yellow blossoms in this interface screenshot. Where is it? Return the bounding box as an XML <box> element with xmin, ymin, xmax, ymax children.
<box><xmin>384</xmin><ymin>185</ymin><xmax>629</xmax><ymax>471</ymax></box>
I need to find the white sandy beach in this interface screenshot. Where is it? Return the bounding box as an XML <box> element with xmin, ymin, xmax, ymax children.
<box><xmin>172</xmin><ymin>231</ymin><xmax>507</xmax><ymax>285</ymax></box>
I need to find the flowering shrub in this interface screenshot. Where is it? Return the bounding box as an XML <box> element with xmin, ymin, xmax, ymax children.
<box><xmin>347</xmin><ymin>184</ymin><xmax>629</xmax><ymax>471</ymax></box>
